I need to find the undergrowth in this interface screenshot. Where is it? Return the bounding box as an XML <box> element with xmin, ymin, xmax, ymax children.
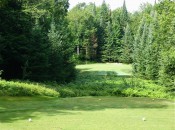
<box><xmin>45</xmin><ymin>71</ymin><xmax>174</xmax><ymax>99</ymax></box>
<box><xmin>0</xmin><ymin>80</ymin><xmax>59</xmax><ymax>97</ymax></box>
<box><xmin>0</xmin><ymin>67</ymin><xmax>174</xmax><ymax>99</ymax></box>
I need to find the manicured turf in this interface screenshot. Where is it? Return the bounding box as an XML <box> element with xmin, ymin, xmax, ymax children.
<box><xmin>76</xmin><ymin>63</ymin><xmax>132</xmax><ymax>76</ymax></box>
<box><xmin>0</xmin><ymin>63</ymin><xmax>174</xmax><ymax>129</ymax></box>
<box><xmin>0</xmin><ymin>96</ymin><xmax>174</xmax><ymax>130</ymax></box>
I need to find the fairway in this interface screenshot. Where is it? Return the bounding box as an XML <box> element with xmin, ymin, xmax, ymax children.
<box><xmin>76</xmin><ymin>63</ymin><xmax>132</xmax><ymax>76</ymax></box>
<box><xmin>0</xmin><ymin>96</ymin><xmax>174</xmax><ymax>130</ymax></box>
<box><xmin>1</xmin><ymin>0</ymin><xmax>175</xmax><ymax>129</ymax></box>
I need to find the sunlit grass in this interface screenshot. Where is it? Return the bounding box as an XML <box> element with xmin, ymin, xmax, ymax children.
<box><xmin>76</xmin><ymin>63</ymin><xmax>132</xmax><ymax>76</ymax></box>
<box><xmin>0</xmin><ymin>96</ymin><xmax>174</xmax><ymax>130</ymax></box>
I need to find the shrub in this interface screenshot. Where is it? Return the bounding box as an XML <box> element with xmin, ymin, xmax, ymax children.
<box><xmin>0</xmin><ymin>80</ymin><xmax>59</xmax><ymax>97</ymax></box>
<box><xmin>59</xmin><ymin>88</ymin><xmax>76</xmax><ymax>98</ymax></box>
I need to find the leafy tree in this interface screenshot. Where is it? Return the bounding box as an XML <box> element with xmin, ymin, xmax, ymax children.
<box><xmin>68</xmin><ymin>3</ymin><xmax>98</xmax><ymax>61</ymax></box>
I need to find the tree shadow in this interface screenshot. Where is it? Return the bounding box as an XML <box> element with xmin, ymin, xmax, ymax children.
<box><xmin>0</xmin><ymin>68</ymin><xmax>173</xmax><ymax>123</ymax></box>
<box><xmin>0</xmin><ymin>96</ymin><xmax>173</xmax><ymax>123</ymax></box>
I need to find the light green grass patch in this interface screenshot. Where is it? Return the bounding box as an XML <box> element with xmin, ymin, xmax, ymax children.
<box><xmin>76</xmin><ymin>63</ymin><xmax>132</xmax><ymax>76</ymax></box>
<box><xmin>0</xmin><ymin>96</ymin><xmax>174</xmax><ymax>130</ymax></box>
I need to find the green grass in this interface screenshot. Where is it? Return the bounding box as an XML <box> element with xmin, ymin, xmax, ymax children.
<box><xmin>0</xmin><ymin>63</ymin><xmax>174</xmax><ymax>129</ymax></box>
<box><xmin>0</xmin><ymin>96</ymin><xmax>174</xmax><ymax>130</ymax></box>
<box><xmin>76</xmin><ymin>63</ymin><xmax>132</xmax><ymax>76</ymax></box>
<box><xmin>52</xmin><ymin>63</ymin><xmax>173</xmax><ymax>99</ymax></box>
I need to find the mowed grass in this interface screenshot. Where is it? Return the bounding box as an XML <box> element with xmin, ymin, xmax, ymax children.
<box><xmin>0</xmin><ymin>96</ymin><xmax>174</xmax><ymax>130</ymax></box>
<box><xmin>76</xmin><ymin>63</ymin><xmax>132</xmax><ymax>76</ymax></box>
<box><xmin>0</xmin><ymin>63</ymin><xmax>174</xmax><ymax>130</ymax></box>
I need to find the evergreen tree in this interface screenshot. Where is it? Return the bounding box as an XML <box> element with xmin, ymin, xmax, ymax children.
<box><xmin>138</xmin><ymin>23</ymin><xmax>148</xmax><ymax>76</ymax></box>
<box><xmin>102</xmin><ymin>20</ymin><xmax>113</xmax><ymax>62</ymax></box>
<box><xmin>121</xmin><ymin>23</ymin><xmax>133</xmax><ymax>63</ymax></box>
<box><xmin>48</xmin><ymin>20</ymin><xmax>64</xmax><ymax>81</ymax></box>
<box><xmin>111</xmin><ymin>20</ymin><xmax>122</xmax><ymax>62</ymax></box>
<box><xmin>25</xmin><ymin>19</ymin><xmax>49</xmax><ymax>81</ymax></box>
<box><xmin>98</xmin><ymin>0</ymin><xmax>110</xmax><ymax>61</ymax></box>
<box><xmin>100</xmin><ymin>0</ymin><xmax>109</xmax><ymax>28</ymax></box>
<box><xmin>132</xmin><ymin>17</ymin><xmax>145</xmax><ymax>74</ymax></box>
<box><xmin>145</xmin><ymin>11</ymin><xmax>159</xmax><ymax>79</ymax></box>
<box><xmin>159</xmin><ymin>18</ymin><xmax>175</xmax><ymax>88</ymax></box>
<box><xmin>47</xmin><ymin>0</ymin><xmax>75</xmax><ymax>82</ymax></box>
<box><xmin>0</xmin><ymin>0</ymin><xmax>33</xmax><ymax>79</ymax></box>
<box><xmin>120</xmin><ymin>0</ymin><xmax>129</xmax><ymax>34</ymax></box>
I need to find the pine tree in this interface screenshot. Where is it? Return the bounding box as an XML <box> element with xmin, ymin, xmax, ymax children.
<box><xmin>145</xmin><ymin>11</ymin><xmax>159</xmax><ymax>79</ymax></box>
<box><xmin>159</xmin><ymin>18</ymin><xmax>175</xmax><ymax>88</ymax></box>
<box><xmin>138</xmin><ymin>23</ymin><xmax>148</xmax><ymax>76</ymax></box>
<box><xmin>111</xmin><ymin>20</ymin><xmax>122</xmax><ymax>62</ymax></box>
<box><xmin>120</xmin><ymin>0</ymin><xmax>129</xmax><ymax>34</ymax></box>
<box><xmin>121</xmin><ymin>23</ymin><xmax>133</xmax><ymax>63</ymax></box>
<box><xmin>100</xmin><ymin>0</ymin><xmax>109</xmax><ymax>29</ymax></box>
<box><xmin>132</xmin><ymin>17</ymin><xmax>145</xmax><ymax>74</ymax></box>
<box><xmin>98</xmin><ymin>0</ymin><xmax>110</xmax><ymax>61</ymax></box>
<box><xmin>102</xmin><ymin>14</ymin><xmax>121</xmax><ymax>62</ymax></box>
<box><xmin>48</xmin><ymin>19</ymin><xmax>64</xmax><ymax>81</ymax></box>
<box><xmin>102</xmin><ymin>20</ymin><xmax>113</xmax><ymax>62</ymax></box>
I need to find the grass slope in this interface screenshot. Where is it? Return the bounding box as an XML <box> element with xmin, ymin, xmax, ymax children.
<box><xmin>0</xmin><ymin>96</ymin><xmax>174</xmax><ymax>130</ymax></box>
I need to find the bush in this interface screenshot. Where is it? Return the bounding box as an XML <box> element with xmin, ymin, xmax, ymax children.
<box><xmin>122</xmin><ymin>78</ymin><xmax>173</xmax><ymax>99</ymax></box>
<box><xmin>0</xmin><ymin>80</ymin><xmax>59</xmax><ymax>97</ymax></box>
<box><xmin>112</xmin><ymin>88</ymin><xmax>123</xmax><ymax>96</ymax></box>
<box><xmin>59</xmin><ymin>88</ymin><xmax>76</xmax><ymax>98</ymax></box>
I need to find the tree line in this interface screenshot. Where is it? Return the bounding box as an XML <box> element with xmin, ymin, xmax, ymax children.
<box><xmin>0</xmin><ymin>0</ymin><xmax>174</xmax><ymax>89</ymax></box>
<box><xmin>67</xmin><ymin>0</ymin><xmax>175</xmax><ymax>89</ymax></box>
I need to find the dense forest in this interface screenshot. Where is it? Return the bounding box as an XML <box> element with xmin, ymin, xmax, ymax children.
<box><xmin>0</xmin><ymin>0</ymin><xmax>175</xmax><ymax>90</ymax></box>
<box><xmin>0</xmin><ymin>0</ymin><xmax>75</xmax><ymax>82</ymax></box>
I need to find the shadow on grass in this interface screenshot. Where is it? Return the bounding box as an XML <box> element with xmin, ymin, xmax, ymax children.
<box><xmin>77</xmin><ymin>69</ymin><xmax>132</xmax><ymax>77</ymax></box>
<box><xmin>0</xmin><ymin>96</ymin><xmax>173</xmax><ymax>123</ymax></box>
<box><xmin>0</xmin><ymin>68</ymin><xmax>173</xmax><ymax>123</ymax></box>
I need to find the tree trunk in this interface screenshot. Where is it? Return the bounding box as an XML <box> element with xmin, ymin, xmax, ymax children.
<box><xmin>77</xmin><ymin>45</ymin><xmax>80</xmax><ymax>55</ymax></box>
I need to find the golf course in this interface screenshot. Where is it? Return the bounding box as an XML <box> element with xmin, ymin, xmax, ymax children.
<box><xmin>1</xmin><ymin>0</ymin><xmax>175</xmax><ymax>129</ymax></box>
<box><xmin>0</xmin><ymin>63</ymin><xmax>174</xmax><ymax>130</ymax></box>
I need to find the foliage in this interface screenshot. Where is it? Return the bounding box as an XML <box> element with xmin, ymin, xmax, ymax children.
<box><xmin>0</xmin><ymin>0</ymin><xmax>75</xmax><ymax>82</ymax></box>
<box><xmin>121</xmin><ymin>24</ymin><xmax>133</xmax><ymax>63</ymax></box>
<box><xmin>50</xmin><ymin>64</ymin><xmax>173</xmax><ymax>99</ymax></box>
<box><xmin>131</xmin><ymin>0</ymin><xmax>175</xmax><ymax>88</ymax></box>
<box><xmin>0</xmin><ymin>80</ymin><xmax>59</xmax><ymax>97</ymax></box>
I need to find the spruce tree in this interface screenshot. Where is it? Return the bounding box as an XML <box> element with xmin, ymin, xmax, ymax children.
<box><xmin>102</xmin><ymin>20</ymin><xmax>113</xmax><ymax>62</ymax></box>
<box><xmin>98</xmin><ymin>0</ymin><xmax>110</xmax><ymax>61</ymax></box>
<box><xmin>138</xmin><ymin>23</ymin><xmax>148</xmax><ymax>76</ymax></box>
<box><xmin>145</xmin><ymin>11</ymin><xmax>159</xmax><ymax>79</ymax></box>
<box><xmin>111</xmin><ymin>20</ymin><xmax>122</xmax><ymax>62</ymax></box>
<box><xmin>132</xmin><ymin>17</ymin><xmax>145</xmax><ymax>74</ymax></box>
<box><xmin>120</xmin><ymin>0</ymin><xmax>129</xmax><ymax>34</ymax></box>
<box><xmin>121</xmin><ymin>23</ymin><xmax>133</xmax><ymax>63</ymax></box>
<box><xmin>159</xmin><ymin>18</ymin><xmax>175</xmax><ymax>88</ymax></box>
